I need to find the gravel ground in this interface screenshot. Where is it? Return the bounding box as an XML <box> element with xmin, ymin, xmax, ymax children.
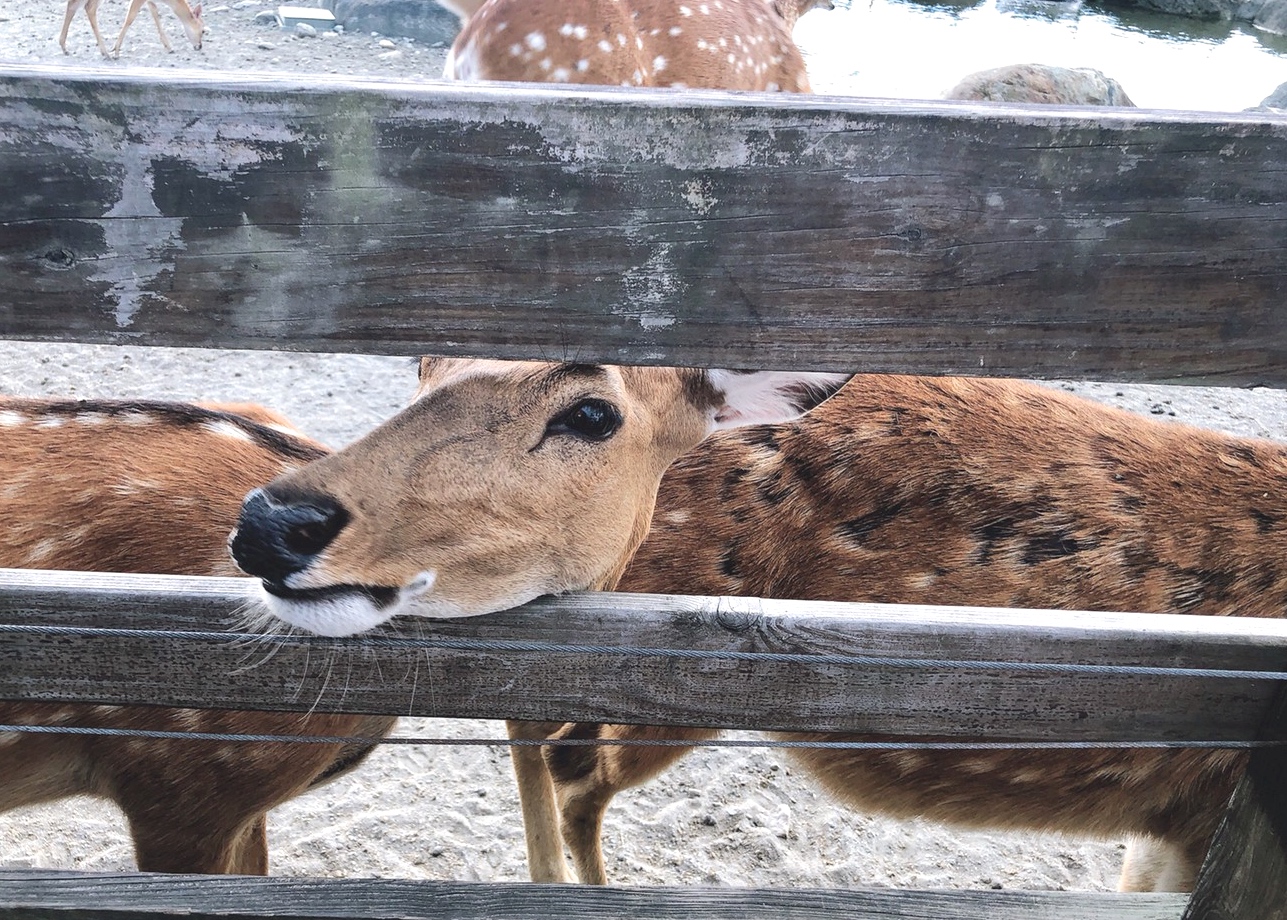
<box><xmin>4</xmin><ymin>0</ymin><xmax>1287</xmax><ymax>897</ymax></box>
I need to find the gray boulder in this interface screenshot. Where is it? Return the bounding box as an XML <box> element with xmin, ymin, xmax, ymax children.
<box><xmin>1099</xmin><ymin>0</ymin><xmax>1243</xmax><ymax>19</ymax></box>
<box><xmin>1247</xmin><ymin>80</ymin><xmax>1287</xmax><ymax>111</ymax></box>
<box><xmin>1253</xmin><ymin>0</ymin><xmax>1287</xmax><ymax>32</ymax></box>
<box><xmin>946</xmin><ymin>64</ymin><xmax>1136</xmax><ymax>106</ymax></box>
<box><xmin>320</xmin><ymin>0</ymin><xmax>460</xmax><ymax>43</ymax></box>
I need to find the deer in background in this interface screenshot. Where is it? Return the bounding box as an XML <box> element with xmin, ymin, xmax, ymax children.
<box><xmin>229</xmin><ymin>364</ymin><xmax>1287</xmax><ymax>892</ymax></box>
<box><xmin>439</xmin><ymin>0</ymin><xmax>832</xmax><ymax>91</ymax></box>
<box><xmin>59</xmin><ymin>0</ymin><xmax>204</xmax><ymax>57</ymax></box>
<box><xmin>0</xmin><ymin>397</ymin><xmax>392</xmax><ymax>873</ymax></box>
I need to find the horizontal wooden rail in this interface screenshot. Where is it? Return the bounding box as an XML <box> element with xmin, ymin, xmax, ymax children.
<box><xmin>0</xmin><ymin>870</ymin><xmax>1190</xmax><ymax>920</ymax></box>
<box><xmin>2</xmin><ymin>568</ymin><xmax>1286</xmax><ymax>741</ymax></box>
<box><xmin>1</xmin><ymin>67</ymin><xmax>1286</xmax><ymax>383</ymax></box>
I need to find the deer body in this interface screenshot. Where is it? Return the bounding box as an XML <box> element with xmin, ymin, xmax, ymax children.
<box><xmin>0</xmin><ymin>397</ymin><xmax>392</xmax><ymax>874</ymax></box>
<box><xmin>60</xmin><ymin>0</ymin><xmax>203</xmax><ymax>57</ymax></box>
<box><xmin>230</xmin><ymin>367</ymin><xmax>1284</xmax><ymax>892</ymax></box>
<box><xmin>539</xmin><ymin>373</ymin><xmax>1287</xmax><ymax>890</ymax></box>
<box><xmin>442</xmin><ymin>0</ymin><xmax>827</xmax><ymax>91</ymax></box>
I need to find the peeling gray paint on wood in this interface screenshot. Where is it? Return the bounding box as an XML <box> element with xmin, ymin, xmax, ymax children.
<box><xmin>1</xmin><ymin>569</ymin><xmax>1286</xmax><ymax>739</ymax></box>
<box><xmin>1</xmin><ymin>66</ymin><xmax>1286</xmax><ymax>382</ymax></box>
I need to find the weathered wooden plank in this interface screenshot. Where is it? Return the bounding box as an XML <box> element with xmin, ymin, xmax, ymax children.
<box><xmin>2</xmin><ymin>568</ymin><xmax>1286</xmax><ymax>740</ymax></box>
<box><xmin>0</xmin><ymin>870</ymin><xmax>1188</xmax><ymax>920</ymax></box>
<box><xmin>1183</xmin><ymin>685</ymin><xmax>1287</xmax><ymax>920</ymax></box>
<box><xmin>1</xmin><ymin>66</ymin><xmax>1286</xmax><ymax>383</ymax></box>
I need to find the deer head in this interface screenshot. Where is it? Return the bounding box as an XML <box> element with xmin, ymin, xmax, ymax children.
<box><xmin>229</xmin><ymin>359</ymin><xmax>848</xmax><ymax>636</ymax></box>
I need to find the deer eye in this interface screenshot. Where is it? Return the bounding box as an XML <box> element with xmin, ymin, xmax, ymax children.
<box><xmin>548</xmin><ymin>399</ymin><xmax>622</xmax><ymax>441</ymax></box>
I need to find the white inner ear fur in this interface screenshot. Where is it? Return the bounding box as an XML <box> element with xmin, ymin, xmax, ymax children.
<box><xmin>706</xmin><ymin>370</ymin><xmax>852</xmax><ymax>429</ymax></box>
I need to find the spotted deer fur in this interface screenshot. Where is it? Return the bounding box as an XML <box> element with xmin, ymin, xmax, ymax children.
<box><xmin>525</xmin><ymin>373</ymin><xmax>1286</xmax><ymax>891</ymax></box>
<box><xmin>441</xmin><ymin>0</ymin><xmax>829</xmax><ymax>91</ymax></box>
<box><xmin>0</xmin><ymin>397</ymin><xmax>393</xmax><ymax>874</ymax></box>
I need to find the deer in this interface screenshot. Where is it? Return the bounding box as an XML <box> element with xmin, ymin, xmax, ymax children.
<box><xmin>228</xmin><ymin>362</ymin><xmax>1287</xmax><ymax>893</ymax></box>
<box><xmin>0</xmin><ymin>396</ymin><xmax>394</xmax><ymax>874</ymax></box>
<box><xmin>439</xmin><ymin>0</ymin><xmax>831</xmax><ymax>91</ymax></box>
<box><xmin>59</xmin><ymin>0</ymin><xmax>204</xmax><ymax>58</ymax></box>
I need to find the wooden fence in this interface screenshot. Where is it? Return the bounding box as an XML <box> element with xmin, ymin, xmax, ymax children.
<box><xmin>1</xmin><ymin>63</ymin><xmax>1286</xmax><ymax>919</ymax></box>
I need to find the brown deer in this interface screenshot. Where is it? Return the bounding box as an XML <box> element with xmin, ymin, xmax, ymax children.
<box><xmin>0</xmin><ymin>397</ymin><xmax>393</xmax><ymax>874</ymax></box>
<box><xmin>229</xmin><ymin>365</ymin><xmax>1287</xmax><ymax>892</ymax></box>
<box><xmin>59</xmin><ymin>0</ymin><xmax>204</xmax><ymax>57</ymax></box>
<box><xmin>439</xmin><ymin>0</ymin><xmax>830</xmax><ymax>91</ymax></box>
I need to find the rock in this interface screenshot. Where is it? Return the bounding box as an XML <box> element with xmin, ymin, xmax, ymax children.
<box><xmin>294</xmin><ymin>21</ymin><xmax>318</xmax><ymax>35</ymax></box>
<box><xmin>378</xmin><ymin>37</ymin><xmax>396</xmax><ymax>48</ymax></box>
<box><xmin>320</xmin><ymin>0</ymin><xmax>460</xmax><ymax>43</ymax></box>
<box><xmin>1254</xmin><ymin>0</ymin><xmax>1287</xmax><ymax>32</ymax></box>
<box><xmin>945</xmin><ymin>63</ymin><xmax>1135</xmax><ymax>106</ymax></box>
<box><xmin>379</xmin><ymin>49</ymin><xmax>403</xmax><ymax>59</ymax></box>
<box><xmin>205</xmin><ymin>4</ymin><xmax>232</xmax><ymax>12</ymax></box>
<box><xmin>232</xmin><ymin>0</ymin><xmax>260</xmax><ymax>7</ymax></box>
<box><xmin>253</xmin><ymin>9</ymin><xmax>278</xmax><ymax>23</ymax></box>
<box><xmin>1100</xmin><ymin>0</ymin><xmax>1242</xmax><ymax>19</ymax></box>
<box><xmin>1248</xmin><ymin>79</ymin><xmax>1287</xmax><ymax>111</ymax></box>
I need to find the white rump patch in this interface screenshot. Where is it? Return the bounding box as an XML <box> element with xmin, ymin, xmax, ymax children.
<box><xmin>0</xmin><ymin>411</ymin><xmax>26</xmax><ymax>427</ymax></box>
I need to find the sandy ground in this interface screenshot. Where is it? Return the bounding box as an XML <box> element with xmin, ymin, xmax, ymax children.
<box><xmin>5</xmin><ymin>0</ymin><xmax>1287</xmax><ymax>897</ymax></box>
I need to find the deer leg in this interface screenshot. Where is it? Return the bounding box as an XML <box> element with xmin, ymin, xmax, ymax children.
<box><xmin>146</xmin><ymin>0</ymin><xmax>176</xmax><ymax>52</ymax></box>
<box><xmin>546</xmin><ymin>723</ymin><xmax>718</xmax><ymax>884</ymax></box>
<box><xmin>120</xmin><ymin>781</ymin><xmax>272</xmax><ymax>875</ymax></box>
<box><xmin>82</xmin><ymin>0</ymin><xmax>114</xmax><ymax>56</ymax></box>
<box><xmin>1119</xmin><ymin>836</ymin><xmax>1203</xmax><ymax>892</ymax></box>
<box><xmin>128</xmin><ymin>812</ymin><xmax>267</xmax><ymax>875</ymax></box>
<box><xmin>58</xmin><ymin>0</ymin><xmax>84</xmax><ymax>53</ymax></box>
<box><xmin>112</xmin><ymin>0</ymin><xmax>151</xmax><ymax>54</ymax></box>
<box><xmin>506</xmin><ymin>719</ymin><xmax>574</xmax><ymax>883</ymax></box>
<box><xmin>225</xmin><ymin>816</ymin><xmax>270</xmax><ymax>875</ymax></box>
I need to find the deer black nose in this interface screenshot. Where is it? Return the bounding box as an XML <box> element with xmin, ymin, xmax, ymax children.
<box><xmin>229</xmin><ymin>487</ymin><xmax>350</xmax><ymax>585</ymax></box>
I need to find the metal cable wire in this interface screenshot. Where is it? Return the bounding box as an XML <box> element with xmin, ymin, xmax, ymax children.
<box><xmin>2</xmin><ymin>622</ymin><xmax>1286</xmax><ymax>680</ymax></box>
<box><xmin>0</xmin><ymin>724</ymin><xmax>1281</xmax><ymax>750</ymax></box>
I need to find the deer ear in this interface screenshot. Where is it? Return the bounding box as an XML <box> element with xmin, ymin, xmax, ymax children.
<box><xmin>191</xmin><ymin>3</ymin><xmax>201</xmax><ymax>14</ymax></box>
<box><xmin>703</xmin><ymin>370</ymin><xmax>851</xmax><ymax>430</ymax></box>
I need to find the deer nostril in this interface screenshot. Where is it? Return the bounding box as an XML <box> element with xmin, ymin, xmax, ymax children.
<box><xmin>230</xmin><ymin>488</ymin><xmax>351</xmax><ymax>584</ymax></box>
<box><xmin>284</xmin><ymin>515</ymin><xmax>346</xmax><ymax>557</ymax></box>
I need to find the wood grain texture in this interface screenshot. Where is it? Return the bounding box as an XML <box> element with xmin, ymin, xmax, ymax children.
<box><xmin>0</xmin><ymin>870</ymin><xmax>1189</xmax><ymax>919</ymax></box>
<box><xmin>1183</xmin><ymin>686</ymin><xmax>1287</xmax><ymax>920</ymax></box>
<box><xmin>1</xmin><ymin>66</ymin><xmax>1286</xmax><ymax>383</ymax></box>
<box><xmin>2</xmin><ymin>568</ymin><xmax>1286</xmax><ymax>740</ymax></box>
